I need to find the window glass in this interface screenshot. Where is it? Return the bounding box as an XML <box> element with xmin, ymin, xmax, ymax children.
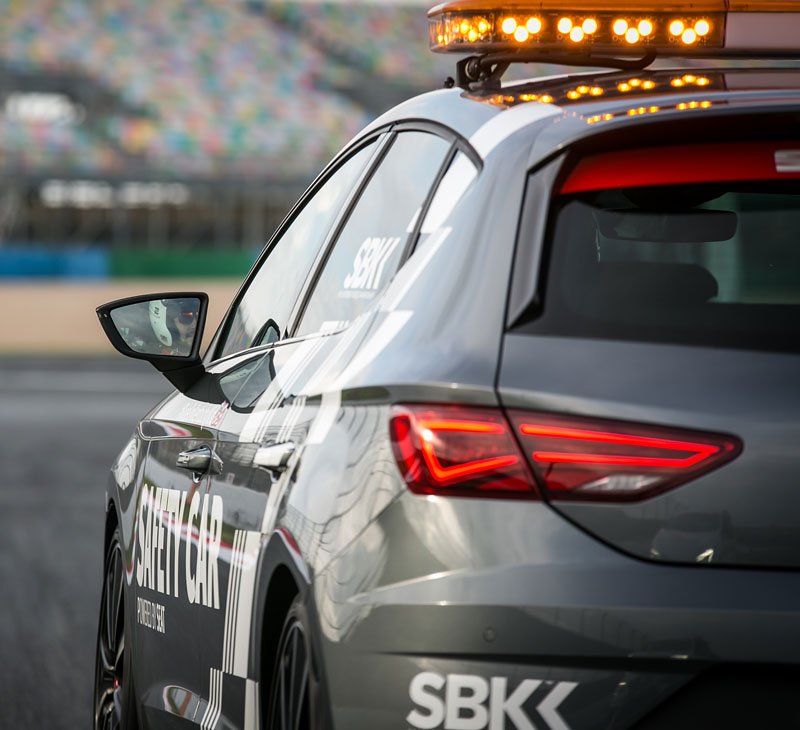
<box><xmin>297</xmin><ymin>131</ymin><xmax>451</xmax><ymax>336</ymax></box>
<box><xmin>416</xmin><ymin>151</ymin><xmax>478</xmax><ymax>246</ymax></box>
<box><xmin>528</xmin><ymin>182</ymin><xmax>800</xmax><ymax>353</ymax></box>
<box><xmin>217</xmin><ymin>141</ymin><xmax>376</xmax><ymax>358</ymax></box>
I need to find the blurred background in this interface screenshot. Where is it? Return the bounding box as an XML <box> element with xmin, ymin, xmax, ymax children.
<box><xmin>0</xmin><ymin>1</ymin><xmax>452</xmax><ymax>726</ymax></box>
<box><xmin>0</xmin><ymin>0</ymin><xmax>456</xmax><ymax>353</ymax></box>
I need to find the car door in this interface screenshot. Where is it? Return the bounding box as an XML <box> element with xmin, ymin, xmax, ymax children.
<box><xmin>195</xmin><ymin>126</ymin><xmax>456</xmax><ymax>729</ymax></box>
<box><xmin>185</xmin><ymin>137</ymin><xmax>386</xmax><ymax>729</ymax></box>
<box><xmin>133</xmin><ymin>371</ymin><xmax>231</xmax><ymax>729</ymax></box>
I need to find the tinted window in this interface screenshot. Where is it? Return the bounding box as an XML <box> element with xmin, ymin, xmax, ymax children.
<box><xmin>416</xmin><ymin>151</ymin><xmax>478</xmax><ymax>248</ymax></box>
<box><xmin>528</xmin><ymin>183</ymin><xmax>800</xmax><ymax>352</ymax></box>
<box><xmin>217</xmin><ymin>141</ymin><xmax>377</xmax><ymax>358</ymax></box>
<box><xmin>296</xmin><ymin>131</ymin><xmax>451</xmax><ymax>336</ymax></box>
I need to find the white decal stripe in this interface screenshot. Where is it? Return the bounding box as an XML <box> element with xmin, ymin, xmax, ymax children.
<box><xmin>205</xmin><ymin>671</ymin><xmax>215</xmax><ymax>730</ymax></box>
<box><xmin>260</xmin><ymin>472</ymin><xmax>288</xmax><ymax>534</ymax></box>
<box><xmin>380</xmin><ymin>227</ymin><xmax>451</xmax><ymax>312</ymax></box>
<box><xmin>469</xmin><ymin>102</ymin><xmax>561</xmax><ymax>159</ymax></box>
<box><xmin>221</xmin><ymin>559</ymin><xmax>233</xmax><ymax>672</ymax></box>
<box><xmin>306</xmin><ymin>390</ymin><xmax>342</xmax><ymax>446</ymax></box>
<box><xmin>232</xmin><ymin>530</ymin><xmax>261</xmax><ymax>678</ymax></box>
<box><xmin>300</xmin><ymin>313</ymin><xmax>371</xmax><ymax>395</ymax></box>
<box><xmin>200</xmin><ymin>668</ymin><xmax>222</xmax><ymax>730</ymax></box>
<box><xmin>239</xmin><ymin>337</ymin><xmax>325</xmax><ymax>444</ymax></box>
<box><xmin>277</xmin><ymin>396</ymin><xmax>306</xmax><ymax>444</ymax></box>
<box><xmin>244</xmin><ymin>679</ymin><xmax>260</xmax><ymax>730</ymax></box>
<box><xmin>210</xmin><ymin>668</ymin><xmax>223</xmax><ymax>730</ymax></box>
<box><xmin>222</xmin><ymin>530</ymin><xmax>244</xmax><ymax>674</ymax></box>
<box><xmin>229</xmin><ymin>531</ymin><xmax>246</xmax><ymax>673</ymax></box>
<box><xmin>252</xmin><ymin>337</ymin><xmax>327</xmax><ymax>444</ymax></box>
<box><xmin>227</xmin><ymin>532</ymin><xmax>239</xmax><ymax>671</ymax></box>
<box><xmin>334</xmin><ymin>310</ymin><xmax>413</xmax><ymax>388</ymax></box>
<box><xmin>222</xmin><ymin>533</ymin><xmax>235</xmax><ymax>673</ymax></box>
<box><xmin>228</xmin><ymin>535</ymin><xmax>244</xmax><ymax>674</ymax></box>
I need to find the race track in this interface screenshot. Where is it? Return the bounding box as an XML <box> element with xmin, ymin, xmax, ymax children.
<box><xmin>0</xmin><ymin>357</ymin><xmax>170</xmax><ymax>729</ymax></box>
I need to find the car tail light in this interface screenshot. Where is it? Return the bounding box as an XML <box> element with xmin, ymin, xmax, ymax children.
<box><xmin>389</xmin><ymin>404</ymin><xmax>539</xmax><ymax>499</ymax></box>
<box><xmin>507</xmin><ymin>411</ymin><xmax>741</xmax><ymax>501</ymax></box>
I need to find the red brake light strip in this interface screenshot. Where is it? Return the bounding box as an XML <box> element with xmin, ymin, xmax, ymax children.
<box><xmin>418</xmin><ymin>417</ymin><xmax>520</xmax><ymax>481</ymax></box>
<box><xmin>560</xmin><ymin>141</ymin><xmax>800</xmax><ymax>194</ymax></box>
<box><xmin>520</xmin><ymin>422</ymin><xmax>719</xmax><ymax>468</ymax></box>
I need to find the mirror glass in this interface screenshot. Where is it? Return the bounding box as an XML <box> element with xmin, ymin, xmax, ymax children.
<box><xmin>109</xmin><ymin>297</ymin><xmax>201</xmax><ymax>357</ymax></box>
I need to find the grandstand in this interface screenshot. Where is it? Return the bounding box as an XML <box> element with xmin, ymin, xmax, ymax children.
<box><xmin>0</xmin><ymin>0</ymin><xmax>451</xmax><ymax>267</ymax></box>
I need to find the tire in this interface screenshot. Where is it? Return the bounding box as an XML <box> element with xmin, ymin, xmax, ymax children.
<box><xmin>267</xmin><ymin>596</ymin><xmax>325</xmax><ymax>730</ymax></box>
<box><xmin>93</xmin><ymin>527</ymin><xmax>138</xmax><ymax>730</ymax></box>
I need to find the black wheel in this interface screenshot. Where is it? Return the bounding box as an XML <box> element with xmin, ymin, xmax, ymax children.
<box><xmin>267</xmin><ymin>597</ymin><xmax>315</xmax><ymax>730</ymax></box>
<box><xmin>93</xmin><ymin>527</ymin><xmax>136</xmax><ymax>730</ymax></box>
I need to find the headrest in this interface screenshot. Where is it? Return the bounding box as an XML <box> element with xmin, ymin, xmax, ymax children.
<box><xmin>589</xmin><ymin>261</ymin><xmax>719</xmax><ymax>305</ymax></box>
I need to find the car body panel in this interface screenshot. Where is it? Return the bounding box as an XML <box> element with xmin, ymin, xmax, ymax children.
<box><xmin>498</xmin><ymin>335</ymin><xmax>800</xmax><ymax>567</ymax></box>
<box><xmin>100</xmin><ymin>64</ymin><xmax>800</xmax><ymax>730</ymax></box>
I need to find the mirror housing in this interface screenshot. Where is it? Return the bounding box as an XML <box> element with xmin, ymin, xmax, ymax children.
<box><xmin>96</xmin><ymin>292</ymin><xmax>209</xmax><ymax>393</ymax></box>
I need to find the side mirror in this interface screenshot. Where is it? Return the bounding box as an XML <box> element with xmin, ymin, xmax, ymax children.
<box><xmin>96</xmin><ymin>292</ymin><xmax>209</xmax><ymax>393</ymax></box>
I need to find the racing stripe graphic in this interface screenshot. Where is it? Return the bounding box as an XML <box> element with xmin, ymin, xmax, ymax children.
<box><xmin>200</xmin><ymin>668</ymin><xmax>223</xmax><ymax>730</ymax></box>
<box><xmin>223</xmin><ymin>529</ymin><xmax>261</xmax><ymax>677</ymax></box>
<box><xmin>306</xmin><ymin>389</ymin><xmax>342</xmax><ymax>445</ymax></box>
<box><xmin>276</xmin><ymin>395</ymin><xmax>307</xmax><ymax>444</ymax></box>
<box><xmin>239</xmin><ymin>337</ymin><xmax>327</xmax><ymax>444</ymax></box>
<box><xmin>222</xmin><ymin>531</ymin><xmax>245</xmax><ymax>674</ymax></box>
<box><xmin>300</xmin><ymin>312</ymin><xmax>371</xmax><ymax>396</ymax></box>
<box><xmin>334</xmin><ymin>310</ymin><xmax>413</xmax><ymax>388</ymax></box>
<box><xmin>244</xmin><ymin>679</ymin><xmax>260</xmax><ymax>730</ymax></box>
<box><xmin>380</xmin><ymin>227</ymin><xmax>451</xmax><ymax>312</ymax></box>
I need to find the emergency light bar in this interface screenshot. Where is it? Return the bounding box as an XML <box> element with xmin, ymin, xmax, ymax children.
<box><xmin>428</xmin><ymin>1</ymin><xmax>800</xmax><ymax>56</ymax></box>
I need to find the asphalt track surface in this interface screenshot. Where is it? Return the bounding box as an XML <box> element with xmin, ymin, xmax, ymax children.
<box><xmin>0</xmin><ymin>356</ymin><xmax>170</xmax><ymax>730</ymax></box>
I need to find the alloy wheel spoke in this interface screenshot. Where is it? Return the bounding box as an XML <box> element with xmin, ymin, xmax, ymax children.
<box><xmin>288</xmin><ymin>626</ymin><xmax>298</xmax><ymax>725</ymax></box>
<box><xmin>293</xmin><ymin>660</ymin><xmax>309</xmax><ymax>730</ymax></box>
<box><xmin>105</xmin><ymin>564</ymin><xmax>115</xmax><ymax>655</ymax></box>
<box><xmin>115</xmin><ymin>631</ymin><xmax>125</xmax><ymax>677</ymax></box>
<box><xmin>110</xmin><ymin>553</ymin><xmax>124</xmax><ymax>644</ymax></box>
<box><xmin>94</xmin><ymin>539</ymin><xmax>126</xmax><ymax>730</ymax></box>
<box><xmin>279</xmin><ymin>652</ymin><xmax>288</xmax><ymax>730</ymax></box>
<box><xmin>96</xmin><ymin>687</ymin><xmax>116</xmax><ymax>730</ymax></box>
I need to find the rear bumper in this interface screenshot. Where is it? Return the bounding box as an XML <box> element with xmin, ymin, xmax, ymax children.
<box><xmin>313</xmin><ymin>495</ymin><xmax>800</xmax><ymax>729</ymax></box>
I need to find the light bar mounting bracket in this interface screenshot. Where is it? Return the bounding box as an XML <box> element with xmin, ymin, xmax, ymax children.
<box><xmin>454</xmin><ymin>50</ymin><xmax>657</xmax><ymax>90</ymax></box>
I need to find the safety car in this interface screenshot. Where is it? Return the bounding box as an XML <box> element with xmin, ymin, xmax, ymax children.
<box><xmin>94</xmin><ymin>3</ymin><xmax>800</xmax><ymax>728</ymax></box>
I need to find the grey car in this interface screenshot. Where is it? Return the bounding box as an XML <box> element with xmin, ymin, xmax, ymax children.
<box><xmin>93</xmin><ymin>26</ymin><xmax>800</xmax><ymax>730</ymax></box>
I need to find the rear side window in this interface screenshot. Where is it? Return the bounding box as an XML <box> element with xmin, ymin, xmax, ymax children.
<box><xmin>529</xmin><ymin>181</ymin><xmax>800</xmax><ymax>353</ymax></box>
<box><xmin>296</xmin><ymin>130</ymin><xmax>451</xmax><ymax>336</ymax></box>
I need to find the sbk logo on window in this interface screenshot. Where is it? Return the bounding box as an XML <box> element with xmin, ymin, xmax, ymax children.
<box><xmin>343</xmin><ymin>236</ymin><xmax>402</xmax><ymax>292</ymax></box>
<box><xmin>407</xmin><ymin>672</ymin><xmax>577</xmax><ymax>730</ymax></box>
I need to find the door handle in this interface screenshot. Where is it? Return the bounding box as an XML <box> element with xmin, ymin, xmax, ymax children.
<box><xmin>253</xmin><ymin>442</ymin><xmax>296</xmax><ymax>472</ymax></box>
<box><xmin>176</xmin><ymin>445</ymin><xmax>223</xmax><ymax>481</ymax></box>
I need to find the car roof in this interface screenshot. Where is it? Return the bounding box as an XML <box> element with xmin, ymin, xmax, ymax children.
<box><xmin>359</xmin><ymin>65</ymin><xmax>800</xmax><ymax>155</ymax></box>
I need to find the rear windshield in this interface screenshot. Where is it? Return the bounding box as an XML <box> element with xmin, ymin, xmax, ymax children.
<box><xmin>529</xmin><ymin>182</ymin><xmax>800</xmax><ymax>353</ymax></box>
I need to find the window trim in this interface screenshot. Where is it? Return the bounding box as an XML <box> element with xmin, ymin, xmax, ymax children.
<box><xmin>207</xmin><ymin>130</ymin><xmax>390</xmax><ymax>362</ymax></box>
<box><xmin>285</xmin><ymin>131</ymin><xmax>398</xmax><ymax>339</ymax></box>
<box><xmin>395</xmin><ymin>120</ymin><xmax>483</xmax><ymax>263</ymax></box>
<box><xmin>288</xmin><ymin>122</ymin><xmax>479</xmax><ymax>339</ymax></box>
<box><xmin>207</xmin><ymin>120</ymin><xmax>481</xmax><ymax>362</ymax></box>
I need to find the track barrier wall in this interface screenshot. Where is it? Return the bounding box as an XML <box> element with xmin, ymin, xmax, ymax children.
<box><xmin>0</xmin><ymin>246</ymin><xmax>256</xmax><ymax>354</ymax></box>
<box><xmin>0</xmin><ymin>246</ymin><xmax>258</xmax><ymax>279</ymax></box>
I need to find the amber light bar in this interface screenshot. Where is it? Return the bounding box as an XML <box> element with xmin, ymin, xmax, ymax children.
<box><xmin>429</xmin><ymin>9</ymin><xmax>724</xmax><ymax>52</ymax></box>
<box><xmin>428</xmin><ymin>2</ymin><xmax>800</xmax><ymax>55</ymax></box>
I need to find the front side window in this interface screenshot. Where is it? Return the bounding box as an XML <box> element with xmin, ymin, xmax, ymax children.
<box><xmin>531</xmin><ymin>181</ymin><xmax>800</xmax><ymax>353</ymax></box>
<box><xmin>296</xmin><ymin>131</ymin><xmax>452</xmax><ymax>336</ymax></box>
<box><xmin>217</xmin><ymin>140</ymin><xmax>377</xmax><ymax>358</ymax></box>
